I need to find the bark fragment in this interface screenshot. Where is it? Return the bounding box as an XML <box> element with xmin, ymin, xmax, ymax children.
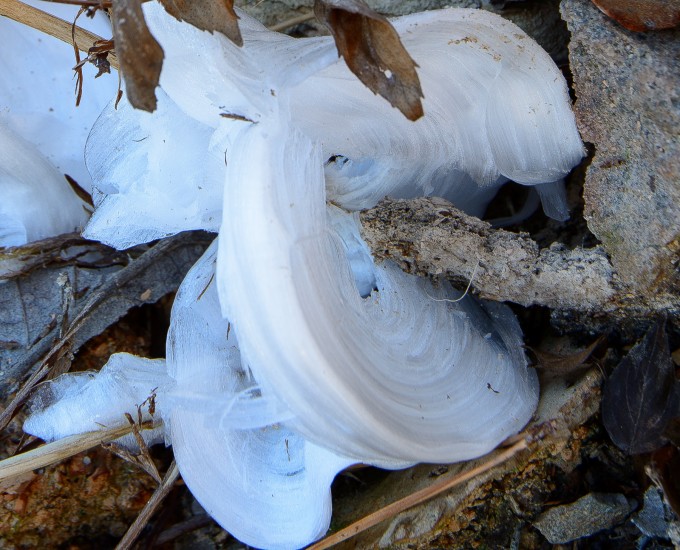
<box><xmin>360</xmin><ymin>197</ymin><xmax>617</xmax><ymax>312</ymax></box>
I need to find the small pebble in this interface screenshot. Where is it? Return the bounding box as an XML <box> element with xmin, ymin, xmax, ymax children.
<box><xmin>533</xmin><ymin>492</ymin><xmax>633</xmax><ymax>544</ymax></box>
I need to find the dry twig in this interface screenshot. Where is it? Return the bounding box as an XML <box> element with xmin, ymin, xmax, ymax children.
<box><xmin>309</xmin><ymin>436</ymin><xmax>530</xmax><ymax>549</ymax></box>
<box><xmin>115</xmin><ymin>460</ymin><xmax>180</xmax><ymax>550</ymax></box>
<box><xmin>0</xmin><ymin>420</ymin><xmax>156</xmax><ymax>483</ymax></box>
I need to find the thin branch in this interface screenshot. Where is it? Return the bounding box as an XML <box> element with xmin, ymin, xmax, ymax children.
<box><xmin>0</xmin><ymin>421</ymin><xmax>156</xmax><ymax>483</ymax></box>
<box><xmin>309</xmin><ymin>437</ymin><xmax>529</xmax><ymax>549</ymax></box>
<box><xmin>115</xmin><ymin>460</ymin><xmax>180</xmax><ymax>550</ymax></box>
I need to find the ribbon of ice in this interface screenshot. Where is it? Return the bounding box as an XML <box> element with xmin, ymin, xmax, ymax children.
<box><xmin>24</xmin><ymin>4</ymin><xmax>585</xmax><ymax>548</ymax></box>
<box><xmin>27</xmin><ymin>241</ymin><xmax>354</xmax><ymax>549</ymax></box>
<box><xmin>0</xmin><ymin>2</ymin><xmax>116</xmax><ymax>247</ymax></box>
<box><xmin>82</xmin><ymin>5</ymin><xmax>584</xmax><ymax>248</ymax></box>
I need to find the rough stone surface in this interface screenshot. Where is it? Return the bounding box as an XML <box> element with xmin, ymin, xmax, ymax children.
<box><xmin>532</xmin><ymin>492</ymin><xmax>634</xmax><ymax>544</ymax></box>
<box><xmin>237</xmin><ymin>0</ymin><xmax>570</xmax><ymax>61</ymax></box>
<box><xmin>561</xmin><ymin>0</ymin><xmax>680</xmax><ymax>300</ymax></box>
<box><xmin>632</xmin><ymin>486</ymin><xmax>673</xmax><ymax>540</ymax></box>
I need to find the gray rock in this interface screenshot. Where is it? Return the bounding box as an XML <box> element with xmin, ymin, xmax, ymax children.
<box><xmin>633</xmin><ymin>485</ymin><xmax>680</xmax><ymax>543</ymax></box>
<box><xmin>561</xmin><ymin>0</ymin><xmax>680</xmax><ymax>303</ymax></box>
<box><xmin>237</xmin><ymin>0</ymin><xmax>569</xmax><ymax>61</ymax></box>
<box><xmin>533</xmin><ymin>492</ymin><xmax>633</xmax><ymax>544</ymax></box>
<box><xmin>633</xmin><ymin>487</ymin><xmax>671</xmax><ymax>540</ymax></box>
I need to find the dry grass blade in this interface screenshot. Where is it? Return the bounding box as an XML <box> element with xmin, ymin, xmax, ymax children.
<box><xmin>102</xmin><ymin>410</ymin><xmax>162</xmax><ymax>483</ymax></box>
<box><xmin>308</xmin><ymin>437</ymin><xmax>529</xmax><ymax>549</ymax></box>
<box><xmin>269</xmin><ymin>11</ymin><xmax>316</xmax><ymax>32</ymax></box>
<box><xmin>0</xmin><ymin>421</ymin><xmax>156</xmax><ymax>483</ymax></box>
<box><xmin>0</xmin><ymin>0</ymin><xmax>119</xmax><ymax>69</ymax></box>
<box><xmin>115</xmin><ymin>460</ymin><xmax>180</xmax><ymax>550</ymax></box>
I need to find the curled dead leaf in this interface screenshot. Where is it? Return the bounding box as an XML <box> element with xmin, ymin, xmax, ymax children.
<box><xmin>530</xmin><ymin>336</ymin><xmax>603</xmax><ymax>380</ymax></box>
<box><xmin>83</xmin><ymin>39</ymin><xmax>115</xmax><ymax>78</ymax></box>
<box><xmin>158</xmin><ymin>0</ymin><xmax>242</xmax><ymax>46</ymax></box>
<box><xmin>111</xmin><ymin>0</ymin><xmax>164</xmax><ymax>112</ymax></box>
<box><xmin>314</xmin><ymin>0</ymin><xmax>424</xmax><ymax>121</ymax></box>
<box><xmin>590</xmin><ymin>0</ymin><xmax>680</xmax><ymax>32</ymax></box>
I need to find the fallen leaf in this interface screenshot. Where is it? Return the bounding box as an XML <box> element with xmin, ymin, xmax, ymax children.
<box><xmin>530</xmin><ymin>336</ymin><xmax>603</xmax><ymax>379</ymax></box>
<box><xmin>590</xmin><ymin>0</ymin><xmax>680</xmax><ymax>32</ymax></box>
<box><xmin>111</xmin><ymin>0</ymin><xmax>164</xmax><ymax>112</ymax></box>
<box><xmin>314</xmin><ymin>0</ymin><xmax>423</xmax><ymax>121</ymax></box>
<box><xmin>601</xmin><ymin>318</ymin><xmax>680</xmax><ymax>455</ymax></box>
<box><xmin>0</xmin><ymin>232</ymin><xmax>211</xmax><ymax>432</ymax></box>
<box><xmin>159</xmin><ymin>0</ymin><xmax>242</xmax><ymax>46</ymax></box>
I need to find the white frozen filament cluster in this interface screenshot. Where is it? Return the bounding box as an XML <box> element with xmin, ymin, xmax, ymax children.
<box><xmin>0</xmin><ymin>3</ymin><xmax>116</xmax><ymax>247</ymax></box>
<box><xmin>24</xmin><ymin>4</ymin><xmax>584</xmax><ymax>549</ymax></box>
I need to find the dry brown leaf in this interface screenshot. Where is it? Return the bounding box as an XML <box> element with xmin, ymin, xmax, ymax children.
<box><xmin>530</xmin><ymin>336</ymin><xmax>603</xmax><ymax>379</ymax></box>
<box><xmin>111</xmin><ymin>0</ymin><xmax>164</xmax><ymax>112</ymax></box>
<box><xmin>64</xmin><ymin>174</ymin><xmax>94</xmax><ymax>208</ymax></box>
<box><xmin>159</xmin><ymin>0</ymin><xmax>242</xmax><ymax>46</ymax></box>
<box><xmin>314</xmin><ymin>0</ymin><xmax>423</xmax><ymax>121</ymax></box>
<box><xmin>590</xmin><ymin>0</ymin><xmax>680</xmax><ymax>32</ymax></box>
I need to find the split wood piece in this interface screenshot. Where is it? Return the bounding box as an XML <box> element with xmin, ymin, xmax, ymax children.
<box><xmin>360</xmin><ymin>197</ymin><xmax>617</xmax><ymax>312</ymax></box>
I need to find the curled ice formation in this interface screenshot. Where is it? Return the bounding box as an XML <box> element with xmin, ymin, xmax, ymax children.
<box><xmin>83</xmin><ymin>4</ymin><xmax>584</xmax><ymax>251</ymax></box>
<box><xmin>0</xmin><ymin>124</ymin><xmax>89</xmax><ymax>246</ymax></box>
<box><xmin>23</xmin><ymin>352</ymin><xmax>168</xmax><ymax>449</ymax></box>
<box><xmin>83</xmin><ymin>89</ymin><xmax>224</xmax><ymax>248</ymax></box>
<box><xmin>218</xmin><ymin>118</ymin><xmax>538</xmax><ymax>465</ymax></box>
<box><xmin>289</xmin><ymin>9</ymin><xmax>585</xmax><ymax>212</ymax></box>
<box><xmin>23</xmin><ymin>5</ymin><xmax>583</xmax><ymax>548</ymax></box>
<box><xmin>166</xmin><ymin>241</ymin><xmax>355</xmax><ymax>549</ymax></box>
<box><xmin>25</xmin><ymin>242</ymin><xmax>356</xmax><ymax>549</ymax></box>
<box><xmin>0</xmin><ymin>3</ymin><xmax>116</xmax><ymax>247</ymax></box>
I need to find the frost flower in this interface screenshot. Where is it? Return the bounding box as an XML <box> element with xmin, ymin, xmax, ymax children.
<box><xmin>25</xmin><ymin>4</ymin><xmax>585</xmax><ymax>548</ymax></box>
